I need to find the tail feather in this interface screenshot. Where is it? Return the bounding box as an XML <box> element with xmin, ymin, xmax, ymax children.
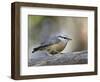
<box><xmin>32</xmin><ymin>48</ymin><xmax>39</xmax><ymax>53</ymax></box>
<box><xmin>32</xmin><ymin>46</ymin><xmax>43</xmax><ymax>53</ymax></box>
<box><xmin>32</xmin><ymin>45</ymin><xmax>48</xmax><ymax>53</ymax></box>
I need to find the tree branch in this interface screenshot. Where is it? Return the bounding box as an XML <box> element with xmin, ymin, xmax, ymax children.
<box><xmin>29</xmin><ymin>50</ymin><xmax>87</xmax><ymax>66</ymax></box>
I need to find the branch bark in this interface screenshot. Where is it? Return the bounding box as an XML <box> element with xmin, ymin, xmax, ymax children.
<box><xmin>29</xmin><ymin>50</ymin><xmax>87</xmax><ymax>66</ymax></box>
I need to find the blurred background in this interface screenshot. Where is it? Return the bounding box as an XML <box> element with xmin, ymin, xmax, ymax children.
<box><xmin>28</xmin><ymin>15</ymin><xmax>88</xmax><ymax>59</ymax></box>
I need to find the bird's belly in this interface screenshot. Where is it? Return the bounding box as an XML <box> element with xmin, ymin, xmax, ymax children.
<box><xmin>47</xmin><ymin>42</ymin><xmax>66</xmax><ymax>54</ymax></box>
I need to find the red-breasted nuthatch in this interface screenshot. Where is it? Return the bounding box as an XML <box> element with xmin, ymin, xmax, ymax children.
<box><xmin>32</xmin><ymin>35</ymin><xmax>72</xmax><ymax>55</ymax></box>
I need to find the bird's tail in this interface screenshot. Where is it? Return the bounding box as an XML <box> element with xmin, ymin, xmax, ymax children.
<box><xmin>32</xmin><ymin>45</ymin><xmax>48</xmax><ymax>53</ymax></box>
<box><xmin>32</xmin><ymin>46</ymin><xmax>42</xmax><ymax>53</ymax></box>
<box><xmin>32</xmin><ymin>49</ymin><xmax>36</xmax><ymax>53</ymax></box>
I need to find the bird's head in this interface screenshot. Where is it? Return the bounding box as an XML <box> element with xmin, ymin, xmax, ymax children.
<box><xmin>57</xmin><ymin>35</ymin><xmax>72</xmax><ymax>41</ymax></box>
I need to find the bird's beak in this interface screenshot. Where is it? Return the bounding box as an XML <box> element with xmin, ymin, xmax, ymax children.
<box><xmin>65</xmin><ymin>37</ymin><xmax>72</xmax><ymax>40</ymax></box>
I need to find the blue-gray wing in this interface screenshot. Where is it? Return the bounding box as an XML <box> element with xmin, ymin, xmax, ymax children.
<box><xmin>32</xmin><ymin>37</ymin><xmax>61</xmax><ymax>53</ymax></box>
<box><xmin>40</xmin><ymin>37</ymin><xmax>61</xmax><ymax>47</ymax></box>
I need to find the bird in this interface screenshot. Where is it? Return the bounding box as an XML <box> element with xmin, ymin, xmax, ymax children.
<box><xmin>32</xmin><ymin>35</ymin><xmax>72</xmax><ymax>55</ymax></box>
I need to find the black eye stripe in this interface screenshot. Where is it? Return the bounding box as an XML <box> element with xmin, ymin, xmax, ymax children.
<box><xmin>58</xmin><ymin>36</ymin><xmax>72</xmax><ymax>40</ymax></box>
